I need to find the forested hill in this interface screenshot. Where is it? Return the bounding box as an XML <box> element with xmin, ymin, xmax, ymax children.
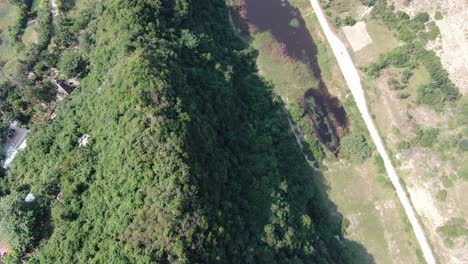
<box><xmin>1</xmin><ymin>0</ymin><xmax>365</xmax><ymax>262</ymax></box>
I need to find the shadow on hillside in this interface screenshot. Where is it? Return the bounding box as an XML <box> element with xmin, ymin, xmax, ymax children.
<box><xmin>221</xmin><ymin>0</ymin><xmax>374</xmax><ymax>263</ymax></box>
<box><xmin>240</xmin><ymin>0</ymin><xmax>350</xmax><ymax>155</ymax></box>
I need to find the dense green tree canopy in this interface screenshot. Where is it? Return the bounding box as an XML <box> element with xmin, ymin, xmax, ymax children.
<box><xmin>0</xmin><ymin>0</ymin><xmax>372</xmax><ymax>263</ymax></box>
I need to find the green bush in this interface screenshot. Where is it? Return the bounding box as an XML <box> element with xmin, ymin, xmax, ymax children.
<box><xmin>332</xmin><ymin>16</ymin><xmax>342</xmax><ymax>27</ymax></box>
<box><xmin>344</xmin><ymin>16</ymin><xmax>357</xmax><ymax>26</ymax></box>
<box><xmin>401</xmin><ymin>69</ymin><xmax>413</xmax><ymax>83</ymax></box>
<box><xmin>398</xmin><ymin>92</ymin><xmax>410</xmax><ymax>99</ymax></box>
<box><xmin>434</xmin><ymin>11</ymin><xmax>443</xmax><ymax>20</ymax></box>
<box><xmin>459</xmin><ymin>165</ymin><xmax>468</xmax><ymax>180</ymax></box>
<box><xmin>437</xmin><ymin>218</ymin><xmax>468</xmax><ymax>246</ymax></box>
<box><xmin>57</xmin><ymin>50</ymin><xmax>87</xmax><ymax>78</ymax></box>
<box><xmin>413</xmin><ymin>12</ymin><xmax>430</xmax><ymax>23</ymax></box>
<box><xmin>340</xmin><ymin>133</ymin><xmax>372</xmax><ymax>162</ymax></box>
<box><xmin>435</xmin><ymin>189</ymin><xmax>447</xmax><ymax>202</ymax></box>
<box><xmin>361</xmin><ymin>0</ymin><xmax>376</xmax><ymax>6</ymax></box>
<box><xmin>458</xmin><ymin>139</ymin><xmax>468</xmax><ymax>151</ymax></box>
<box><xmin>416</xmin><ymin>128</ymin><xmax>439</xmax><ymax>147</ymax></box>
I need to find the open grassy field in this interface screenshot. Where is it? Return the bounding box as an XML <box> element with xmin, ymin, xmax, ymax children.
<box><xmin>0</xmin><ymin>0</ymin><xmax>19</xmax><ymax>84</ymax></box>
<box><xmin>228</xmin><ymin>0</ymin><xmax>423</xmax><ymax>262</ymax></box>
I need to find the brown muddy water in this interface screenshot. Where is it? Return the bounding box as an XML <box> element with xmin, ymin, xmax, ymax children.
<box><xmin>239</xmin><ymin>0</ymin><xmax>349</xmax><ymax>155</ymax></box>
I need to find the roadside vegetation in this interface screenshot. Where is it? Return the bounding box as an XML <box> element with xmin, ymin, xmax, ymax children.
<box><xmin>323</xmin><ymin>0</ymin><xmax>468</xmax><ymax>262</ymax></box>
<box><xmin>229</xmin><ymin>0</ymin><xmax>422</xmax><ymax>262</ymax></box>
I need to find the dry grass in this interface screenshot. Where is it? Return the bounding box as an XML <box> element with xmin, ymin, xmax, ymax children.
<box><xmin>353</xmin><ymin>20</ymin><xmax>400</xmax><ymax>66</ymax></box>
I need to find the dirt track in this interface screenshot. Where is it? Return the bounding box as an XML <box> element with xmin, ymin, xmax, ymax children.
<box><xmin>308</xmin><ymin>0</ymin><xmax>436</xmax><ymax>263</ymax></box>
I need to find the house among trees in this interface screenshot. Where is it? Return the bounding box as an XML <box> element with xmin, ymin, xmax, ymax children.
<box><xmin>52</xmin><ymin>78</ymin><xmax>75</xmax><ymax>100</ymax></box>
<box><xmin>2</xmin><ymin>122</ymin><xmax>28</xmax><ymax>169</ymax></box>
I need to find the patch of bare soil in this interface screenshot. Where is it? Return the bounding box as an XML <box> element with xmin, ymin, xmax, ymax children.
<box><xmin>343</xmin><ymin>21</ymin><xmax>373</xmax><ymax>52</ymax></box>
<box><xmin>390</xmin><ymin>0</ymin><xmax>468</xmax><ymax>94</ymax></box>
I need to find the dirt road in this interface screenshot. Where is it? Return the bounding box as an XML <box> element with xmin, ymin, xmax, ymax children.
<box><xmin>308</xmin><ymin>1</ymin><xmax>436</xmax><ymax>263</ymax></box>
<box><xmin>50</xmin><ymin>0</ymin><xmax>58</xmax><ymax>24</ymax></box>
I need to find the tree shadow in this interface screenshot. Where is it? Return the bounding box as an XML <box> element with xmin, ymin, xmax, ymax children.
<box><xmin>178</xmin><ymin>1</ymin><xmax>375</xmax><ymax>262</ymax></box>
<box><xmin>239</xmin><ymin>0</ymin><xmax>349</xmax><ymax>155</ymax></box>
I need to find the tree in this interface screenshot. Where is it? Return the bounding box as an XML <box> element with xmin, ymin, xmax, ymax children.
<box><xmin>0</xmin><ymin>194</ymin><xmax>35</xmax><ymax>253</ymax></box>
<box><xmin>344</xmin><ymin>16</ymin><xmax>357</xmax><ymax>26</ymax></box>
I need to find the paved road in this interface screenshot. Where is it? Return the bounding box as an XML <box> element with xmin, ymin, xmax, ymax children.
<box><xmin>308</xmin><ymin>1</ymin><xmax>436</xmax><ymax>263</ymax></box>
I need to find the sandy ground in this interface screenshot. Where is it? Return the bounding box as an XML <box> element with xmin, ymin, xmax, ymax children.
<box><xmin>309</xmin><ymin>1</ymin><xmax>436</xmax><ymax>263</ymax></box>
<box><xmin>390</xmin><ymin>0</ymin><xmax>468</xmax><ymax>94</ymax></box>
<box><xmin>342</xmin><ymin>21</ymin><xmax>373</xmax><ymax>52</ymax></box>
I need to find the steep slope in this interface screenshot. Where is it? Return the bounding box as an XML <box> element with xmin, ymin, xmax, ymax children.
<box><xmin>0</xmin><ymin>0</ymin><xmax>368</xmax><ymax>263</ymax></box>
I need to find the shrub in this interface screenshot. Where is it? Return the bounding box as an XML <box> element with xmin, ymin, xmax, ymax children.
<box><xmin>413</xmin><ymin>12</ymin><xmax>430</xmax><ymax>23</ymax></box>
<box><xmin>397</xmin><ymin>140</ymin><xmax>411</xmax><ymax>150</ymax></box>
<box><xmin>434</xmin><ymin>11</ymin><xmax>443</xmax><ymax>20</ymax></box>
<box><xmin>401</xmin><ymin>69</ymin><xmax>413</xmax><ymax>83</ymax></box>
<box><xmin>416</xmin><ymin>128</ymin><xmax>439</xmax><ymax>147</ymax></box>
<box><xmin>361</xmin><ymin>0</ymin><xmax>376</xmax><ymax>7</ymax></box>
<box><xmin>459</xmin><ymin>165</ymin><xmax>468</xmax><ymax>180</ymax></box>
<box><xmin>398</xmin><ymin>92</ymin><xmax>410</xmax><ymax>99</ymax></box>
<box><xmin>343</xmin><ymin>16</ymin><xmax>357</xmax><ymax>26</ymax></box>
<box><xmin>340</xmin><ymin>133</ymin><xmax>372</xmax><ymax>162</ymax></box>
<box><xmin>58</xmin><ymin>50</ymin><xmax>87</xmax><ymax>78</ymax></box>
<box><xmin>289</xmin><ymin>18</ymin><xmax>300</xmax><ymax>28</ymax></box>
<box><xmin>388</xmin><ymin>77</ymin><xmax>405</xmax><ymax>90</ymax></box>
<box><xmin>442</xmin><ymin>176</ymin><xmax>453</xmax><ymax>188</ymax></box>
<box><xmin>437</xmin><ymin>218</ymin><xmax>468</xmax><ymax>246</ymax></box>
<box><xmin>458</xmin><ymin>139</ymin><xmax>468</xmax><ymax>151</ymax></box>
<box><xmin>435</xmin><ymin>190</ymin><xmax>447</xmax><ymax>202</ymax></box>
<box><xmin>332</xmin><ymin>16</ymin><xmax>342</xmax><ymax>27</ymax></box>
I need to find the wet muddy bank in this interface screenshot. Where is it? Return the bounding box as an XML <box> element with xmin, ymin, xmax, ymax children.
<box><xmin>235</xmin><ymin>0</ymin><xmax>348</xmax><ymax>155</ymax></box>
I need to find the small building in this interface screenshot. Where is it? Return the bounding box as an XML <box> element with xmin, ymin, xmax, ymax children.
<box><xmin>52</xmin><ymin>78</ymin><xmax>75</xmax><ymax>100</ymax></box>
<box><xmin>2</xmin><ymin>122</ymin><xmax>29</xmax><ymax>169</ymax></box>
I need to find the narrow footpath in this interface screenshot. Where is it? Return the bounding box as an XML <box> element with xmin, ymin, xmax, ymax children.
<box><xmin>308</xmin><ymin>1</ymin><xmax>436</xmax><ymax>263</ymax></box>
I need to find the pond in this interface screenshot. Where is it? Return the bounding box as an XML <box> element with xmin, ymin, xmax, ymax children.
<box><xmin>241</xmin><ymin>0</ymin><xmax>349</xmax><ymax>155</ymax></box>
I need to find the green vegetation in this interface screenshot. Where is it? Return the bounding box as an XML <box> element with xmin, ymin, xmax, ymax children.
<box><xmin>398</xmin><ymin>128</ymin><xmax>440</xmax><ymax>150</ymax></box>
<box><xmin>435</xmin><ymin>189</ymin><xmax>447</xmax><ymax>202</ymax></box>
<box><xmin>0</xmin><ymin>0</ymin><xmax>372</xmax><ymax>262</ymax></box>
<box><xmin>250</xmin><ymin>32</ymin><xmax>324</xmax><ymax>163</ymax></box>
<box><xmin>374</xmin><ymin>155</ymin><xmax>392</xmax><ymax>188</ymax></box>
<box><xmin>416</xmin><ymin>128</ymin><xmax>440</xmax><ymax>148</ymax></box>
<box><xmin>6</xmin><ymin>0</ymin><xmax>31</xmax><ymax>45</ymax></box>
<box><xmin>458</xmin><ymin>139</ymin><xmax>468</xmax><ymax>151</ymax></box>
<box><xmin>437</xmin><ymin>218</ymin><xmax>468</xmax><ymax>246</ymax></box>
<box><xmin>459</xmin><ymin>163</ymin><xmax>468</xmax><ymax>180</ymax></box>
<box><xmin>289</xmin><ymin>18</ymin><xmax>300</xmax><ymax>28</ymax></box>
<box><xmin>365</xmin><ymin>0</ymin><xmax>459</xmax><ymax>110</ymax></box>
<box><xmin>344</xmin><ymin>16</ymin><xmax>357</xmax><ymax>26</ymax></box>
<box><xmin>340</xmin><ymin>133</ymin><xmax>372</xmax><ymax>162</ymax></box>
<box><xmin>434</xmin><ymin>11</ymin><xmax>443</xmax><ymax>20</ymax></box>
<box><xmin>360</xmin><ymin>0</ymin><xmax>375</xmax><ymax>7</ymax></box>
<box><xmin>401</xmin><ymin>69</ymin><xmax>413</xmax><ymax>83</ymax></box>
<box><xmin>364</xmin><ymin>36</ymin><xmax>458</xmax><ymax>110</ymax></box>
